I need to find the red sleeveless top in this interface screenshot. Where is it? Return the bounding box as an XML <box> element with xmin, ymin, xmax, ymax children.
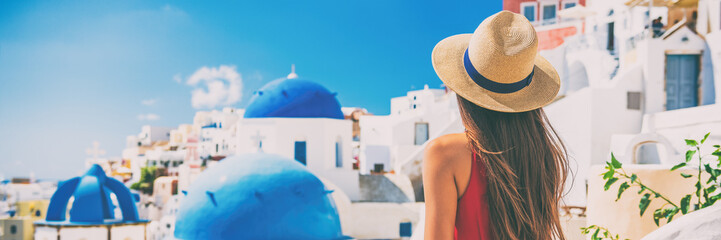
<box><xmin>454</xmin><ymin>153</ymin><xmax>493</xmax><ymax>240</ymax></box>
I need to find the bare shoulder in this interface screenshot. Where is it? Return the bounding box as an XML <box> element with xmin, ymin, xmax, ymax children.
<box><xmin>424</xmin><ymin>133</ymin><xmax>471</xmax><ymax>169</ymax></box>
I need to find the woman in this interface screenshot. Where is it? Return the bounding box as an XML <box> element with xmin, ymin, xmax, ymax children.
<box><xmin>424</xmin><ymin>11</ymin><xmax>569</xmax><ymax>240</ymax></box>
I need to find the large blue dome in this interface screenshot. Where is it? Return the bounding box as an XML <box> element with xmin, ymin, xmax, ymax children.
<box><xmin>243</xmin><ymin>78</ymin><xmax>344</xmax><ymax>119</ymax></box>
<box><xmin>41</xmin><ymin>164</ymin><xmax>143</xmax><ymax>225</ymax></box>
<box><xmin>174</xmin><ymin>153</ymin><xmax>345</xmax><ymax>239</ymax></box>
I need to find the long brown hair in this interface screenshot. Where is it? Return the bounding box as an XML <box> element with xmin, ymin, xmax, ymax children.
<box><xmin>456</xmin><ymin>95</ymin><xmax>569</xmax><ymax>240</ymax></box>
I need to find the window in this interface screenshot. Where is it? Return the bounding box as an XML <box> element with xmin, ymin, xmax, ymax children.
<box><xmin>541</xmin><ymin>3</ymin><xmax>558</xmax><ymax>25</ymax></box>
<box><xmin>400</xmin><ymin>222</ymin><xmax>413</xmax><ymax>237</ymax></box>
<box><xmin>521</xmin><ymin>2</ymin><xmax>536</xmax><ymax>22</ymax></box>
<box><xmin>563</xmin><ymin>1</ymin><xmax>577</xmax><ymax>9</ymax></box>
<box><xmin>335</xmin><ymin>141</ymin><xmax>343</xmax><ymax>168</ymax></box>
<box><xmin>414</xmin><ymin>122</ymin><xmax>429</xmax><ymax>145</ymax></box>
<box><xmin>373</xmin><ymin>163</ymin><xmax>384</xmax><ymax>173</ymax></box>
<box><xmin>294</xmin><ymin>141</ymin><xmax>307</xmax><ymax>165</ymax></box>
<box><xmin>627</xmin><ymin>92</ymin><xmax>642</xmax><ymax>110</ymax></box>
<box><xmin>607</xmin><ymin>22</ymin><xmax>615</xmax><ymax>51</ymax></box>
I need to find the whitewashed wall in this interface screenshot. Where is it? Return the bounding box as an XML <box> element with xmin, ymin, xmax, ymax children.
<box><xmin>545</xmin><ymin>65</ymin><xmax>645</xmax><ymax>206</ymax></box>
<box><xmin>110</xmin><ymin>225</ymin><xmax>145</xmax><ymax>240</ymax></box>
<box><xmin>237</xmin><ymin>118</ymin><xmax>360</xmax><ymax>201</ymax></box>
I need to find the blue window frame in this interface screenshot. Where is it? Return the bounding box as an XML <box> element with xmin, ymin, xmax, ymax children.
<box><xmin>294</xmin><ymin>141</ymin><xmax>307</xmax><ymax>165</ymax></box>
<box><xmin>564</xmin><ymin>2</ymin><xmax>576</xmax><ymax>8</ymax></box>
<box><xmin>543</xmin><ymin>4</ymin><xmax>557</xmax><ymax>21</ymax></box>
<box><xmin>335</xmin><ymin>141</ymin><xmax>342</xmax><ymax>168</ymax></box>
<box><xmin>522</xmin><ymin>4</ymin><xmax>536</xmax><ymax>22</ymax></box>
<box><xmin>541</xmin><ymin>3</ymin><xmax>558</xmax><ymax>25</ymax></box>
<box><xmin>400</xmin><ymin>222</ymin><xmax>412</xmax><ymax>237</ymax></box>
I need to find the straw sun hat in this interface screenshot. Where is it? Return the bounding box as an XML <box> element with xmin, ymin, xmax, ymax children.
<box><xmin>432</xmin><ymin>10</ymin><xmax>560</xmax><ymax>113</ymax></box>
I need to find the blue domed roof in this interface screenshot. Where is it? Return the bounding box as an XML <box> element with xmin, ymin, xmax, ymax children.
<box><xmin>41</xmin><ymin>164</ymin><xmax>143</xmax><ymax>225</ymax></box>
<box><xmin>174</xmin><ymin>153</ymin><xmax>345</xmax><ymax>239</ymax></box>
<box><xmin>243</xmin><ymin>78</ymin><xmax>344</xmax><ymax>119</ymax></box>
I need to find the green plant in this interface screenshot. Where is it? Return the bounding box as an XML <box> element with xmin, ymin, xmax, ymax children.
<box><xmin>581</xmin><ymin>225</ymin><xmax>628</xmax><ymax>240</ymax></box>
<box><xmin>129</xmin><ymin>166</ymin><xmax>158</xmax><ymax>195</ymax></box>
<box><xmin>582</xmin><ymin>133</ymin><xmax>721</xmax><ymax>238</ymax></box>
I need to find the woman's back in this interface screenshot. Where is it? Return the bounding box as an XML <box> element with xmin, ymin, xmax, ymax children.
<box><xmin>455</xmin><ymin>151</ymin><xmax>492</xmax><ymax>240</ymax></box>
<box><xmin>423</xmin><ymin>133</ymin><xmax>493</xmax><ymax>239</ymax></box>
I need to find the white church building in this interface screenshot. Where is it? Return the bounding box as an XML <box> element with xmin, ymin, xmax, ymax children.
<box><xmin>235</xmin><ymin>70</ymin><xmax>361</xmax><ymax>201</ymax></box>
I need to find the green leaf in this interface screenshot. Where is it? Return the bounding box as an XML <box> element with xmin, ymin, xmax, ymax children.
<box><xmin>696</xmin><ymin>182</ymin><xmax>702</xmax><ymax>197</ymax></box>
<box><xmin>668</xmin><ymin>210</ymin><xmax>678</xmax><ymax>222</ymax></box>
<box><xmin>592</xmin><ymin>228</ymin><xmax>600</xmax><ymax>240</ymax></box>
<box><xmin>706</xmin><ymin>165</ymin><xmax>719</xmax><ymax>183</ymax></box>
<box><xmin>603</xmin><ymin>169</ymin><xmax>615</xmax><ymax>180</ymax></box>
<box><xmin>685</xmin><ymin>150</ymin><xmax>697</xmax><ymax>162</ymax></box>
<box><xmin>710</xmin><ymin>193</ymin><xmax>721</xmax><ymax>203</ymax></box>
<box><xmin>707</xmin><ymin>185</ymin><xmax>717</xmax><ymax>194</ymax></box>
<box><xmin>611</xmin><ymin>153</ymin><xmax>622</xmax><ymax>169</ymax></box>
<box><xmin>653</xmin><ymin>209</ymin><xmax>663</xmax><ymax>226</ymax></box>
<box><xmin>680</xmin><ymin>194</ymin><xmax>691</xmax><ymax>214</ymax></box>
<box><xmin>671</xmin><ymin>162</ymin><xmax>687</xmax><ymax>171</ymax></box>
<box><xmin>630</xmin><ymin>174</ymin><xmax>638</xmax><ymax>183</ymax></box>
<box><xmin>681</xmin><ymin>173</ymin><xmax>693</xmax><ymax>178</ymax></box>
<box><xmin>705</xmin><ymin>164</ymin><xmax>714</xmax><ymax>175</ymax></box>
<box><xmin>617</xmin><ymin>182</ymin><xmax>630</xmax><ymax>201</ymax></box>
<box><xmin>640</xmin><ymin>193</ymin><xmax>652</xmax><ymax>216</ymax></box>
<box><xmin>714</xmin><ymin>145</ymin><xmax>720</xmax><ymax>148</ymax></box>
<box><xmin>638</xmin><ymin>185</ymin><xmax>646</xmax><ymax>194</ymax></box>
<box><xmin>604</xmin><ymin>177</ymin><xmax>619</xmax><ymax>191</ymax></box>
<box><xmin>686</xmin><ymin>139</ymin><xmax>699</xmax><ymax>147</ymax></box>
<box><xmin>713</xmin><ymin>151</ymin><xmax>721</xmax><ymax>157</ymax></box>
<box><xmin>701</xmin><ymin>133</ymin><xmax>711</xmax><ymax>144</ymax></box>
<box><xmin>666</xmin><ymin>207</ymin><xmax>679</xmax><ymax>222</ymax></box>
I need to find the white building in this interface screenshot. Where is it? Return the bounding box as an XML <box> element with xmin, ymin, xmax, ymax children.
<box><xmin>193</xmin><ymin>108</ymin><xmax>243</xmax><ymax>158</ymax></box>
<box><xmin>235</xmin><ymin>70</ymin><xmax>361</xmax><ymax>201</ymax></box>
<box><xmin>359</xmin><ymin>85</ymin><xmax>464</xmax><ymax>200</ymax></box>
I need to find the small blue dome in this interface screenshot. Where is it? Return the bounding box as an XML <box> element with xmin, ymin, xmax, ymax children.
<box><xmin>244</xmin><ymin>78</ymin><xmax>344</xmax><ymax>119</ymax></box>
<box><xmin>174</xmin><ymin>153</ymin><xmax>345</xmax><ymax>239</ymax></box>
<box><xmin>42</xmin><ymin>164</ymin><xmax>143</xmax><ymax>225</ymax></box>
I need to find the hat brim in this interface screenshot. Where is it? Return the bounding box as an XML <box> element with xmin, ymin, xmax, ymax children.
<box><xmin>432</xmin><ymin>34</ymin><xmax>560</xmax><ymax>113</ymax></box>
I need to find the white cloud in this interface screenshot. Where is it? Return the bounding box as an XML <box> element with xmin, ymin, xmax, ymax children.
<box><xmin>186</xmin><ymin>65</ymin><xmax>243</xmax><ymax>109</ymax></box>
<box><xmin>141</xmin><ymin>98</ymin><xmax>157</xmax><ymax>106</ymax></box>
<box><xmin>137</xmin><ymin>113</ymin><xmax>160</xmax><ymax>121</ymax></box>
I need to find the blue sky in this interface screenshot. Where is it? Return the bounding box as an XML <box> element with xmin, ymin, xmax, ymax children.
<box><xmin>0</xmin><ymin>1</ymin><xmax>501</xmax><ymax>179</ymax></box>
